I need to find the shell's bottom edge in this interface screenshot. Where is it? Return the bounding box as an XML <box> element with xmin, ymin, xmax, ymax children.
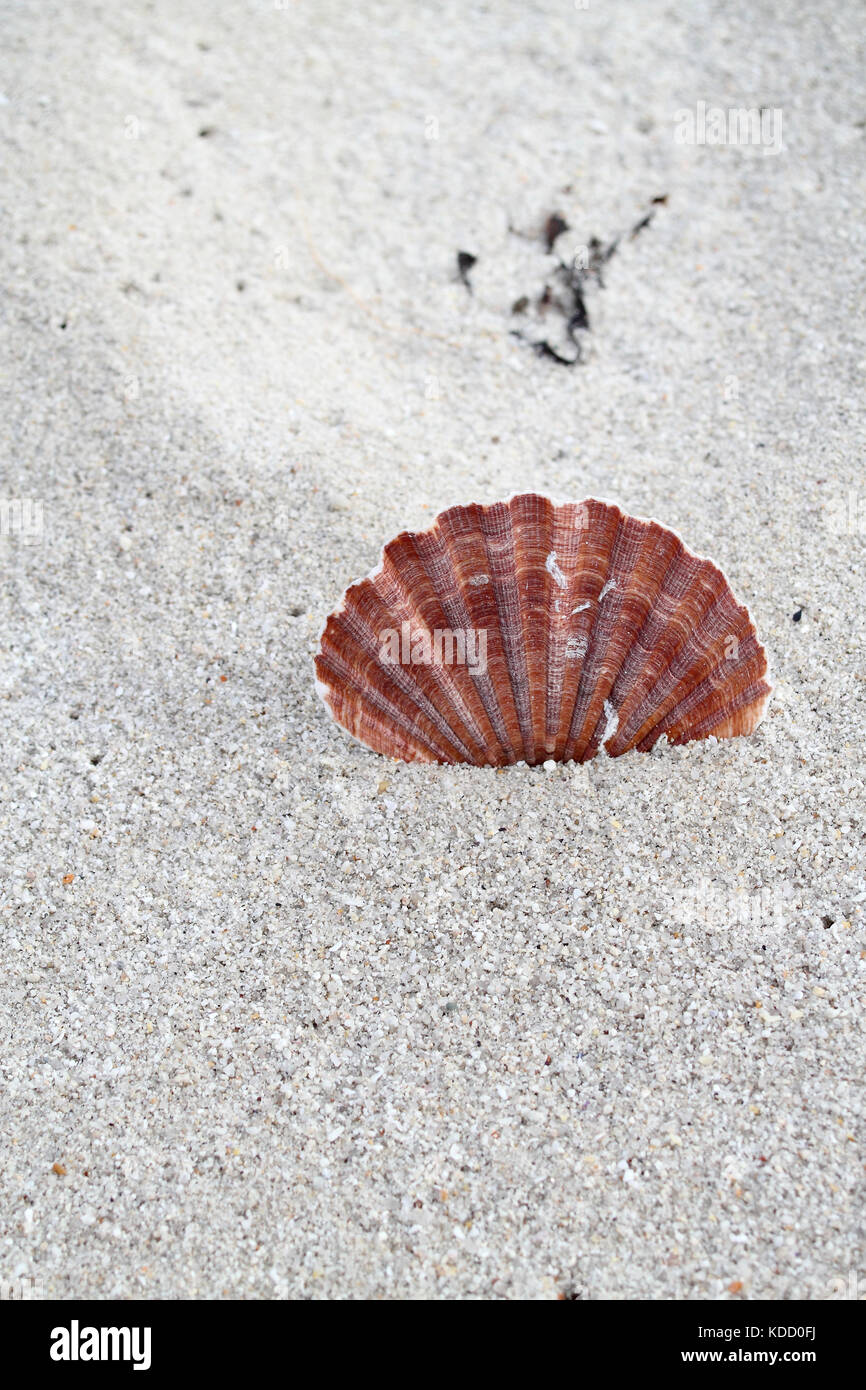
<box><xmin>328</xmin><ymin>727</ymin><xmax>768</xmax><ymax>768</ymax></box>
<box><xmin>316</xmin><ymin>675</ymin><xmax>774</xmax><ymax>767</ymax></box>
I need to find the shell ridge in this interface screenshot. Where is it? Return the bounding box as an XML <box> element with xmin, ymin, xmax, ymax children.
<box><xmin>402</xmin><ymin>523</ymin><xmax>509</xmax><ymax>760</ymax></box>
<box><xmin>457</xmin><ymin>505</ymin><xmax>530</xmax><ymax>762</ymax></box>
<box><xmin>615</xmin><ymin>586</ymin><xmax>756</xmax><ymax>753</ymax></box>
<box><xmin>511</xmin><ymin>494</ymin><xmax>557</xmax><ymax>763</ymax></box>
<box><xmin>558</xmin><ymin>500</ymin><xmax>620</xmax><ymax>759</ymax></box>
<box><xmin>472</xmin><ymin>513</ymin><xmax>521</xmax><ymax>761</ymax></box>
<box><xmin>565</xmin><ymin>505</ymin><xmax>635</xmax><ymax>760</ymax></box>
<box><xmin>542</xmin><ymin>518</ymin><xmax>578</xmax><ymax>755</ymax></box>
<box><xmin>581</xmin><ymin>519</ymin><xmax>684</xmax><ymax>759</ymax></box>
<box><xmin>607</xmin><ymin>543</ymin><xmax>740</xmax><ymax>753</ymax></box>
<box><xmin>319</xmin><ymin>604</ymin><xmax>481</xmax><ymax>760</ymax></box>
<box><xmin>419</xmin><ymin>506</ymin><xmax>518</xmax><ymax>762</ymax></box>
<box><xmin>601</xmin><ymin>536</ymin><xmax>696</xmax><ymax>753</ymax></box>
<box><xmin>316</xmin><ymin>647</ymin><xmax>470</xmax><ymax>762</ymax></box>
<box><xmin>585</xmin><ymin>525</ymin><xmax>690</xmax><ymax>756</ymax></box>
<box><xmin>318</xmin><ymin>667</ymin><xmax>453</xmax><ymax>763</ymax></box>
<box><xmin>575</xmin><ymin>515</ymin><xmax>643</xmax><ymax>759</ymax></box>
<box><xmin>544</xmin><ymin>503</ymin><xmax>589</xmax><ymax>757</ymax></box>
<box><xmin>698</xmin><ymin>679</ymin><xmax>772</xmax><ymax>741</ymax></box>
<box><xmin>639</xmin><ymin>645</ymin><xmax>769</xmax><ymax>749</ymax></box>
<box><xmin>551</xmin><ymin>500</ymin><xmax>618</xmax><ymax>757</ymax></box>
<box><xmin>377</xmin><ymin>534</ymin><xmax>506</xmax><ymax>760</ymax></box>
<box><xmin>479</xmin><ymin>499</ymin><xmax>534</xmax><ymax>762</ymax></box>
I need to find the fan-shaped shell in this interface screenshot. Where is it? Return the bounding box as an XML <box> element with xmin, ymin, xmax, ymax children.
<box><xmin>314</xmin><ymin>496</ymin><xmax>772</xmax><ymax>765</ymax></box>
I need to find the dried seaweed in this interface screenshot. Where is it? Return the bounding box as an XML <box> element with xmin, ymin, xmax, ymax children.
<box><xmin>510</xmin><ymin>199</ymin><xmax>668</xmax><ymax>366</ymax></box>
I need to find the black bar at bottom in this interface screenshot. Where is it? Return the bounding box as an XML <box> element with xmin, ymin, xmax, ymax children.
<box><xmin>0</xmin><ymin>1297</ymin><xmax>857</xmax><ymax>1376</ymax></box>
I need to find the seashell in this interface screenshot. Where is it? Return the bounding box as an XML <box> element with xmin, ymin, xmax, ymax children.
<box><xmin>314</xmin><ymin>495</ymin><xmax>772</xmax><ymax>765</ymax></box>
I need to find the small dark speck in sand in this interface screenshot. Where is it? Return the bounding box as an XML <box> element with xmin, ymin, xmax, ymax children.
<box><xmin>456</xmin><ymin>250</ymin><xmax>477</xmax><ymax>292</ymax></box>
<box><xmin>543</xmin><ymin>212</ymin><xmax>570</xmax><ymax>252</ymax></box>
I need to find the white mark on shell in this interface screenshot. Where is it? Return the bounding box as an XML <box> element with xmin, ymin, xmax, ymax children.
<box><xmin>602</xmin><ymin>699</ymin><xmax>619</xmax><ymax>746</ymax></box>
<box><xmin>468</xmin><ymin>573</ymin><xmax>490</xmax><ymax>587</ymax></box>
<box><xmin>565</xmin><ymin>635</ymin><xmax>588</xmax><ymax>660</ymax></box>
<box><xmin>545</xmin><ymin>551</ymin><xmax>568</xmax><ymax>589</ymax></box>
<box><xmin>572</xmin><ymin>601</ymin><xmax>591</xmax><ymax>614</ymax></box>
<box><xmin>599</xmin><ymin>578</ymin><xmax>617</xmax><ymax>601</ymax></box>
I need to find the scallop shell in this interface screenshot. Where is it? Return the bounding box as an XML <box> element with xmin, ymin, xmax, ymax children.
<box><xmin>314</xmin><ymin>495</ymin><xmax>772</xmax><ymax>765</ymax></box>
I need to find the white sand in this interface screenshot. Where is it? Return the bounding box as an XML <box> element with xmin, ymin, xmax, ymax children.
<box><xmin>1</xmin><ymin>0</ymin><xmax>863</xmax><ymax>1299</ymax></box>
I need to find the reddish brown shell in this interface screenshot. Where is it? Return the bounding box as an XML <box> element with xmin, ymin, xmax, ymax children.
<box><xmin>314</xmin><ymin>495</ymin><xmax>772</xmax><ymax>765</ymax></box>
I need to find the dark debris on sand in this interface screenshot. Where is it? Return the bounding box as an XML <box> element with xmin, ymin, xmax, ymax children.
<box><xmin>508</xmin><ymin>199</ymin><xmax>668</xmax><ymax>366</ymax></box>
<box><xmin>456</xmin><ymin>250</ymin><xmax>477</xmax><ymax>293</ymax></box>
